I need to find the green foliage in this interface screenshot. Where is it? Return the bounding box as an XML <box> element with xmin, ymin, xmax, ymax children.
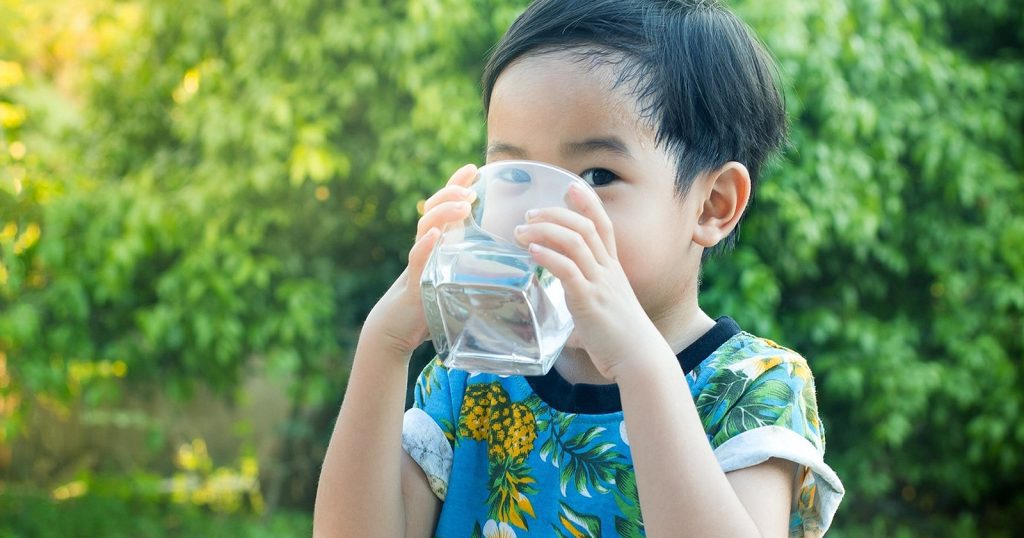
<box><xmin>0</xmin><ymin>488</ymin><xmax>310</xmax><ymax>538</ymax></box>
<box><xmin>704</xmin><ymin>0</ymin><xmax>1024</xmax><ymax>532</ymax></box>
<box><xmin>0</xmin><ymin>0</ymin><xmax>1021</xmax><ymax>535</ymax></box>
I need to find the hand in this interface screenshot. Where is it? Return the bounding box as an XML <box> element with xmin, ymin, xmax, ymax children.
<box><xmin>513</xmin><ymin>183</ymin><xmax>662</xmax><ymax>382</ymax></box>
<box><xmin>363</xmin><ymin>164</ymin><xmax>478</xmax><ymax>358</ymax></box>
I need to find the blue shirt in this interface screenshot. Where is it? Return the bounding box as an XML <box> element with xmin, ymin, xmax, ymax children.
<box><xmin>402</xmin><ymin>318</ymin><xmax>844</xmax><ymax>537</ymax></box>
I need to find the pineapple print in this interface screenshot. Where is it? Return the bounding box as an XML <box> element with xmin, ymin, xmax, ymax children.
<box><xmin>458</xmin><ymin>382</ymin><xmax>537</xmax><ymax>462</ymax></box>
<box><xmin>459</xmin><ymin>384</ymin><xmax>494</xmax><ymax>442</ymax></box>
<box><xmin>460</xmin><ymin>382</ymin><xmax>542</xmax><ymax>530</ymax></box>
<box><xmin>502</xmin><ymin>403</ymin><xmax>537</xmax><ymax>462</ymax></box>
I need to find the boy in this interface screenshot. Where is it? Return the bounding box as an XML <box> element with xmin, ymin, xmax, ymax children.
<box><xmin>314</xmin><ymin>1</ymin><xmax>844</xmax><ymax>536</ymax></box>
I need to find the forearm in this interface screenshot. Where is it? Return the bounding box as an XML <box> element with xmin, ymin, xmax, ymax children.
<box><xmin>616</xmin><ymin>337</ymin><xmax>760</xmax><ymax>537</ymax></box>
<box><xmin>313</xmin><ymin>334</ymin><xmax>411</xmax><ymax>537</ymax></box>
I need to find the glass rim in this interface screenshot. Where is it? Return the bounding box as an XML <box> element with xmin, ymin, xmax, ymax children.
<box><xmin>477</xmin><ymin>159</ymin><xmax>600</xmax><ymax>199</ymax></box>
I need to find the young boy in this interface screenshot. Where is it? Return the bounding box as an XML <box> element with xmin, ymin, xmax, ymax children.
<box><xmin>314</xmin><ymin>1</ymin><xmax>844</xmax><ymax>536</ymax></box>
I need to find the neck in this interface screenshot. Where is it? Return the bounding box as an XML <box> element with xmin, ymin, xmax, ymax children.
<box><xmin>652</xmin><ymin>302</ymin><xmax>716</xmax><ymax>355</ymax></box>
<box><xmin>646</xmin><ymin>269</ymin><xmax>715</xmax><ymax>355</ymax></box>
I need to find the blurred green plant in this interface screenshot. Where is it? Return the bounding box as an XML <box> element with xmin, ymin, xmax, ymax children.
<box><xmin>169</xmin><ymin>437</ymin><xmax>264</xmax><ymax>514</ymax></box>
<box><xmin>0</xmin><ymin>0</ymin><xmax>1021</xmax><ymax>535</ymax></box>
<box><xmin>704</xmin><ymin>0</ymin><xmax>1024</xmax><ymax>534</ymax></box>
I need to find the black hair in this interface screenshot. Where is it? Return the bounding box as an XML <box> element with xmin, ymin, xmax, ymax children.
<box><xmin>482</xmin><ymin>0</ymin><xmax>787</xmax><ymax>253</ymax></box>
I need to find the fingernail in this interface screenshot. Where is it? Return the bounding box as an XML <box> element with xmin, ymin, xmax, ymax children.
<box><xmin>466</xmin><ymin>190</ymin><xmax>478</xmax><ymax>203</ymax></box>
<box><xmin>525</xmin><ymin>209</ymin><xmax>539</xmax><ymax>221</ymax></box>
<box><xmin>515</xmin><ymin>224</ymin><xmax>528</xmax><ymax>235</ymax></box>
<box><xmin>528</xmin><ymin>243</ymin><xmax>542</xmax><ymax>253</ymax></box>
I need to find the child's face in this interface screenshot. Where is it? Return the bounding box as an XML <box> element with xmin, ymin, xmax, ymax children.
<box><xmin>486</xmin><ymin>50</ymin><xmax>703</xmax><ymax>322</ymax></box>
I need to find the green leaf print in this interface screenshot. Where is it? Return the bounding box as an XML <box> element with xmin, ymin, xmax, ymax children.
<box><xmin>418</xmin><ymin>357</ymin><xmax>443</xmax><ymax>398</ymax></box>
<box><xmin>470</xmin><ymin>522</ymin><xmax>484</xmax><ymax>538</ymax></box>
<box><xmin>800</xmin><ymin>371</ymin><xmax>824</xmax><ymax>449</ymax></box>
<box><xmin>612</xmin><ymin>466</ymin><xmax>645</xmax><ymax>537</ymax></box>
<box><xmin>539</xmin><ymin>413</ymin><xmax>577</xmax><ymax>467</ymax></box>
<box><xmin>614</xmin><ymin>517</ymin><xmax>645</xmax><ymax>538</ymax></box>
<box><xmin>539</xmin><ymin>432</ymin><xmax>557</xmax><ymax>465</ymax></box>
<box><xmin>552</xmin><ymin>501</ymin><xmax>602</xmax><ymax>538</ymax></box>
<box><xmin>536</xmin><ymin>413</ymin><xmax>622</xmax><ymax>498</ymax></box>
<box><xmin>557</xmin><ymin>427</ymin><xmax>620</xmax><ymax>497</ymax></box>
<box><xmin>615</xmin><ymin>466</ymin><xmax>637</xmax><ymax>501</ymax></box>
<box><xmin>522</xmin><ymin>394</ymin><xmax>551</xmax><ymax>434</ymax></box>
<box><xmin>715</xmin><ymin>378</ymin><xmax>794</xmax><ymax>446</ymax></box>
<box><xmin>485</xmin><ymin>458</ymin><xmax>538</xmax><ymax>530</ymax></box>
<box><xmin>440</xmin><ymin>418</ymin><xmax>457</xmax><ymax>445</ymax></box>
<box><xmin>695</xmin><ymin>367</ymin><xmax>750</xmax><ymax>430</ymax></box>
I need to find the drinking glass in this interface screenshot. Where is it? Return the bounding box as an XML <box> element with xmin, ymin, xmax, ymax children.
<box><xmin>420</xmin><ymin>160</ymin><xmax>596</xmax><ymax>375</ymax></box>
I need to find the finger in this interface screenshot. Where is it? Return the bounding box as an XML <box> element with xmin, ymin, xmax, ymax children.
<box><xmin>515</xmin><ymin>221</ymin><xmax>601</xmax><ymax>281</ymax></box>
<box><xmin>566</xmin><ymin>182</ymin><xmax>617</xmax><ymax>259</ymax></box>
<box><xmin>423</xmin><ymin>184</ymin><xmax>476</xmax><ymax>215</ymax></box>
<box><xmin>524</xmin><ymin>207</ymin><xmax>610</xmax><ymax>264</ymax></box>
<box><xmin>417</xmin><ymin>200</ymin><xmax>472</xmax><ymax>239</ymax></box>
<box><xmin>407</xmin><ymin>227</ymin><xmax>442</xmax><ymax>283</ymax></box>
<box><xmin>447</xmin><ymin>163</ymin><xmax>479</xmax><ymax>188</ymax></box>
<box><xmin>527</xmin><ymin>242</ymin><xmax>587</xmax><ymax>293</ymax></box>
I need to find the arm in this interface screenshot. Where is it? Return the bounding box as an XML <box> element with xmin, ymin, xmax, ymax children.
<box><xmin>614</xmin><ymin>335</ymin><xmax>793</xmax><ymax>537</ymax></box>
<box><xmin>313</xmin><ymin>165</ymin><xmax>477</xmax><ymax>537</ymax></box>
<box><xmin>516</xmin><ymin>182</ymin><xmax>793</xmax><ymax>537</ymax></box>
<box><xmin>313</xmin><ymin>334</ymin><xmax>417</xmax><ymax>537</ymax></box>
<box><xmin>313</xmin><ymin>317</ymin><xmax>444</xmax><ymax>538</ymax></box>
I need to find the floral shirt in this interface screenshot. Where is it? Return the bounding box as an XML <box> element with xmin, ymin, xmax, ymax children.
<box><xmin>402</xmin><ymin>317</ymin><xmax>844</xmax><ymax>537</ymax></box>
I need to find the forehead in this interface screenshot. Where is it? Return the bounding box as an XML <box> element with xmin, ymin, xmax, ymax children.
<box><xmin>486</xmin><ymin>50</ymin><xmax>654</xmax><ymax>145</ymax></box>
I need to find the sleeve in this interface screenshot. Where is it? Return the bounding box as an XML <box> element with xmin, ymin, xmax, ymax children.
<box><xmin>696</xmin><ymin>350</ymin><xmax>845</xmax><ymax>538</ymax></box>
<box><xmin>401</xmin><ymin>357</ymin><xmax>457</xmax><ymax>501</ymax></box>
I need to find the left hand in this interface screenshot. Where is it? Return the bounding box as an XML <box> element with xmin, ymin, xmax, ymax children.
<box><xmin>513</xmin><ymin>182</ymin><xmax>661</xmax><ymax>382</ymax></box>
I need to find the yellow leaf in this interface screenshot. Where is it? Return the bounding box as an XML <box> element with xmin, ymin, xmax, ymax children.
<box><xmin>517</xmin><ymin>493</ymin><xmax>536</xmax><ymax>518</ymax></box>
<box><xmin>507</xmin><ymin>505</ymin><xmax>526</xmax><ymax>530</ymax></box>
<box><xmin>559</xmin><ymin>515</ymin><xmax>586</xmax><ymax>538</ymax></box>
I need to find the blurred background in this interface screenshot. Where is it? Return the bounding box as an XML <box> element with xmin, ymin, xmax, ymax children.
<box><xmin>0</xmin><ymin>0</ymin><xmax>1021</xmax><ymax>536</ymax></box>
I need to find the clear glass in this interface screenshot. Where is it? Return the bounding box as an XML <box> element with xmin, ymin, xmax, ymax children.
<box><xmin>420</xmin><ymin>161</ymin><xmax>596</xmax><ymax>375</ymax></box>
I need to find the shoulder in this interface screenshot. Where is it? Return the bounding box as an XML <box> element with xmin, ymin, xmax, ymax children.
<box><xmin>690</xmin><ymin>332</ymin><xmax>824</xmax><ymax>451</ymax></box>
<box><xmin>690</xmin><ymin>332</ymin><xmax>816</xmax><ymax>413</ymax></box>
<box><xmin>690</xmin><ymin>334</ymin><xmax>845</xmax><ymax>536</ymax></box>
<box><xmin>692</xmin><ymin>331</ymin><xmax>812</xmax><ymax>386</ymax></box>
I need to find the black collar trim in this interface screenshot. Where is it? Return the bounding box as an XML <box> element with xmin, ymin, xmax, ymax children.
<box><xmin>523</xmin><ymin>316</ymin><xmax>741</xmax><ymax>415</ymax></box>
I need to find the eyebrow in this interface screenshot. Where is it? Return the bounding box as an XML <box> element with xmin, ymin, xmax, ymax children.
<box><xmin>485</xmin><ymin>137</ymin><xmax>634</xmax><ymax>160</ymax></box>
<box><xmin>485</xmin><ymin>142</ymin><xmax>529</xmax><ymax>159</ymax></box>
<box><xmin>561</xmin><ymin>137</ymin><xmax>633</xmax><ymax>159</ymax></box>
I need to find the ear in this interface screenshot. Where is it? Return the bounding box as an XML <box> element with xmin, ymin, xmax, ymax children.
<box><xmin>692</xmin><ymin>162</ymin><xmax>751</xmax><ymax>249</ymax></box>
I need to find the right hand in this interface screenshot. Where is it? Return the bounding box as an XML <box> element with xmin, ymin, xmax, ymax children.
<box><xmin>363</xmin><ymin>163</ymin><xmax>479</xmax><ymax>358</ymax></box>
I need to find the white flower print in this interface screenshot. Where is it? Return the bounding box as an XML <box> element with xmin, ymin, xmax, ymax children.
<box><xmin>482</xmin><ymin>519</ymin><xmax>517</xmax><ymax>538</ymax></box>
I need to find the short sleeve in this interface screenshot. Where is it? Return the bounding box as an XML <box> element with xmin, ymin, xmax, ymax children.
<box><xmin>402</xmin><ymin>357</ymin><xmax>457</xmax><ymax>501</ymax></box>
<box><xmin>696</xmin><ymin>348</ymin><xmax>845</xmax><ymax>538</ymax></box>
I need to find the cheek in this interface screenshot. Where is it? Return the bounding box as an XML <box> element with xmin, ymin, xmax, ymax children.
<box><xmin>609</xmin><ymin>209</ymin><xmax>691</xmax><ymax>299</ymax></box>
<box><xmin>611</xmin><ymin>221</ymin><xmax>655</xmax><ymax>287</ymax></box>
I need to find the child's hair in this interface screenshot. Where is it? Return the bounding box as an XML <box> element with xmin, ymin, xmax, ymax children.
<box><xmin>482</xmin><ymin>0</ymin><xmax>787</xmax><ymax>252</ymax></box>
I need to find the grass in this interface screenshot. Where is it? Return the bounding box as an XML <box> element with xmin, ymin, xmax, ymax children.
<box><xmin>0</xmin><ymin>487</ymin><xmax>311</xmax><ymax>538</ymax></box>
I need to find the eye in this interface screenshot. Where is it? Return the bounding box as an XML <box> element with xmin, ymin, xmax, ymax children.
<box><xmin>495</xmin><ymin>167</ymin><xmax>532</xmax><ymax>184</ymax></box>
<box><xmin>580</xmin><ymin>168</ymin><xmax>618</xmax><ymax>187</ymax></box>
